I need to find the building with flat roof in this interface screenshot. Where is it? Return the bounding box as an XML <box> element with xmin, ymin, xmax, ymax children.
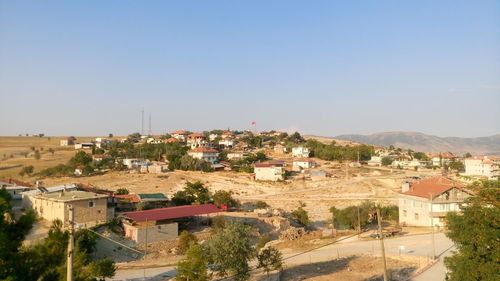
<box><xmin>27</xmin><ymin>190</ymin><xmax>108</xmax><ymax>228</ymax></box>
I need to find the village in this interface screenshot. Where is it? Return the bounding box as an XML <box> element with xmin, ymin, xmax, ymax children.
<box><xmin>0</xmin><ymin>130</ymin><xmax>498</xmax><ymax>281</ymax></box>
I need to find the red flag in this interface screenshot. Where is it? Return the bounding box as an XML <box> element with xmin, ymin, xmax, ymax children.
<box><xmin>251</xmin><ymin>121</ymin><xmax>256</xmax><ymax>126</ymax></box>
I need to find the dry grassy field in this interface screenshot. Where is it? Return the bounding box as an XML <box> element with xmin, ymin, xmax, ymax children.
<box><xmin>0</xmin><ymin>136</ymin><xmax>119</xmax><ymax>179</ymax></box>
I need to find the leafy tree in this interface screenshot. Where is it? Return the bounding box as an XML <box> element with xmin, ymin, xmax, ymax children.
<box><xmin>206</xmin><ymin>221</ymin><xmax>254</xmax><ymax>281</ymax></box>
<box><xmin>19</xmin><ymin>165</ymin><xmax>34</xmax><ymax>178</ymax></box>
<box><xmin>412</xmin><ymin>152</ymin><xmax>428</xmax><ymax>161</ymax></box>
<box><xmin>257</xmin><ymin>246</ymin><xmax>283</xmax><ymax>280</ymax></box>
<box><xmin>34</xmin><ymin>150</ymin><xmax>41</xmax><ymax>160</ymax></box>
<box><xmin>213</xmin><ymin>190</ymin><xmax>238</xmax><ymax>208</ymax></box>
<box><xmin>463</xmin><ymin>152</ymin><xmax>472</xmax><ymax>158</ymax></box>
<box><xmin>172</xmin><ymin>181</ymin><xmax>211</xmax><ymax>206</ymax></box>
<box><xmin>178</xmin><ymin>230</ymin><xmax>198</xmax><ymax>254</ymax></box>
<box><xmin>136</xmin><ymin>202</ymin><xmax>153</xmax><ymax>211</ymax></box>
<box><xmin>291</xmin><ymin>207</ymin><xmax>310</xmax><ymax>228</ymax></box>
<box><xmin>176</xmin><ymin>243</ymin><xmax>209</xmax><ymax>281</ymax></box>
<box><xmin>115</xmin><ymin>188</ymin><xmax>129</xmax><ymax>195</ymax></box>
<box><xmin>444</xmin><ymin>180</ymin><xmax>500</xmax><ymax>281</ymax></box>
<box><xmin>381</xmin><ymin>157</ymin><xmax>393</xmax><ymax>166</ymax></box>
<box><xmin>48</xmin><ymin>148</ymin><xmax>55</xmax><ymax>156</ymax></box>
<box><xmin>87</xmin><ymin>258</ymin><xmax>116</xmax><ymax>281</ymax></box>
<box><xmin>255</xmin><ymin>201</ymin><xmax>269</xmax><ymax>209</ymax></box>
<box><xmin>330</xmin><ymin>201</ymin><xmax>381</xmax><ymax>229</ymax></box>
<box><xmin>0</xmin><ymin>188</ymin><xmax>37</xmax><ymax>279</ymax></box>
<box><xmin>70</xmin><ymin>151</ymin><xmax>93</xmax><ymax>166</ymax></box>
<box><xmin>448</xmin><ymin>160</ymin><xmax>465</xmax><ymax>172</ymax></box>
<box><xmin>128</xmin><ymin>132</ymin><xmax>142</xmax><ymax>139</ymax></box>
<box><xmin>210</xmin><ymin>216</ymin><xmax>227</xmax><ymax>233</ymax></box>
<box><xmin>108</xmin><ymin>133</ymin><xmax>114</xmax><ymax>138</ymax></box>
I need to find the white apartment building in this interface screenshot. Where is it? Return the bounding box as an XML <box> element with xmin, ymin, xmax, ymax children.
<box><xmin>463</xmin><ymin>156</ymin><xmax>500</xmax><ymax>179</ymax></box>
<box><xmin>399</xmin><ymin>177</ymin><xmax>472</xmax><ymax>227</ymax></box>
<box><xmin>187</xmin><ymin>133</ymin><xmax>208</xmax><ymax>149</ymax></box>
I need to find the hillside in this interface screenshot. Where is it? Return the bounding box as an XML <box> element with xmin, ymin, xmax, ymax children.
<box><xmin>334</xmin><ymin>132</ymin><xmax>500</xmax><ymax>155</ymax></box>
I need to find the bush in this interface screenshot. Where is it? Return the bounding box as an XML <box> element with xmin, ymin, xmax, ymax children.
<box><xmin>255</xmin><ymin>201</ymin><xmax>269</xmax><ymax>209</ymax></box>
<box><xmin>291</xmin><ymin>207</ymin><xmax>310</xmax><ymax>228</ymax></box>
<box><xmin>178</xmin><ymin>230</ymin><xmax>198</xmax><ymax>255</ymax></box>
<box><xmin>211</xmin><ymin>216</ymin><xmax>227</xmax><ymax>233</ymax></box>
<box><xmin>136</xmin><ymin>202</ymin><xmax>153</xmax><ymax>211</ymax></box>
<box><xmin>115</xmin><ymin>188</ymin><xmax>129</xmax><ymax>195</ymax></box>
<box><xmin>256</xmin><ymin>234</ymin><xmax>271</xmax><ymax>250</ymax></box>
<box><xmin>213</xmin><ymin>190</ymin><xmax>238</xmax><ymax>208</ymax></box>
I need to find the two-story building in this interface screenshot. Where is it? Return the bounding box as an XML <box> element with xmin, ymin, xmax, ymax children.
<box><xmin>24</xmin><ymin>188</ymin><xmax>108</xmax><ymax>228</ymax></box>
<box><xmin>188</xmin><ymin>147</ymin><xmax>219</xmax><ymax>164</ymax></box>
<box><xmin>399</xmin><ymin>177</ymin><xmax>472</xmax><ymax>227</ymax></box>
<box><xmin>463</xmin><ymin>156</ymin><xmax>500</xmax><ymax>179</ymax></box>
<box><xmin>171</xmin><ymin>130</ymin><xmax>190</xmax><ymax>143</ymax></box>
<box><xmin>292</xmin><ymin>159</ymin><xmax>317</xmax><ymax>171</ymax></box>
<box><xmin>187</xmin><ymin>133</ymin><xmax>208</xmax><ymax>149</ymax></box>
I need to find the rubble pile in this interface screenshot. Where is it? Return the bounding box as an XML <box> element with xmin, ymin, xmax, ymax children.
<box><xmin>279</xmin><ymin>226</ymin><xmax>306</xmax><ymax>240</ymax></box>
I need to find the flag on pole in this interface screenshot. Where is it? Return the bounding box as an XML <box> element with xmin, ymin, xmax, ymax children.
<box><xmin>251</xmin><ymin>121</ymin><xmax>256</xmax><ymax>126</ymax></box>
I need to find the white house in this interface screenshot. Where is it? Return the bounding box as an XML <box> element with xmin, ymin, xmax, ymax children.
<box><xmin>293</xmin><ymin>159</ymin><xmax>317</xmax><ymax>171</ymax></box>
<box><xmin>463</xmin><ymin>156</ymin><xmax>500</xmax><ymax>179</ymax></box>
<box><xmin>227</xmin><ymin>152</ymin><xmax>247</xmax><ymax>161</ymax></box>
<box><xmin>254</xmin><ymin>162</ymin><xmax>285</xmax><ymax>181</ymax></box>
<box><xmin>399</xmin><ymin>177</ymin><xmax>472</xmax><ymax>227</ymax></box>
<box><xmin>171</xmin><ymin>130</ymin><xmax>190</xmax><ymax>143</ymax></box>
<box><xmin>218</xmin><ymin>138</ymin><xmax>235</xmax><ymax>149</ymax></box>
<box><xmin>188</xmin><ymin>147</ymin><xmax>219</xmax><ymax>164</ymax></box>
<box><xmin>367</xmin><ymin>156</ymin><xmax>382</xmax><ymax>166</ymax></box>
<box><xmin>60</xmin><ymin>138</ymin><xmax>74</xmax><ymax>146</ymax></box>
<box><xmin>187</xmin><ymin>133</ymin><xmax>208</xmax><ymax>149</ymax></box>
<box><xmin>74</xmin><ymin>143</ymin><xmax>93</xmax><ymax>150</ymax></box>
<box><xmin>292</xmin><ymin>146</ymin><xmax>310</xmax><ymax>158</ymax></box>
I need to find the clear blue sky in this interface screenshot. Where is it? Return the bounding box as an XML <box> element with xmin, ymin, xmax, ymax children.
<box><xmin>1</xmin><ymin>1</ymin><xmax>499</xmax><ymax>137</ymax></box>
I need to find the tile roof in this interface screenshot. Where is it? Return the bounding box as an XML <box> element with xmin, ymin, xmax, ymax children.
<box><xmin>122</xmin><ymin>204</ymin><xmax>221</xmax><ymax>222</ymax></box>
<box><xmin>188</xmin><ymin>147</ymin><xmax>218</xmax><ymax>153</ymax></box>
<box><xmin>115</xmin><ymin>194</ymin><xmax>140</xmax><ymax>203</ymax></box>
<box><xmin>166</xmin><ymin>137</ymin><xmax>179</xmax><ymax>143</ymax></box>
<box><xmin>401</xmin><ymin>177</ymin><xmax>465</xmax><ymax>199</ymax></box>
<box><xmin>171</xmin><ymin>130</ymin><xmax>189</xmax><ymax>134</ymax></box>
<box><xmin>188</xmin><ymin>133</ymin><xmax>205</xmax><ymax>138</ymax></box>
<box><xmin>0</xmin><ymin>178</ymin><xmax>32</xmax><ymax>187</ymax></box>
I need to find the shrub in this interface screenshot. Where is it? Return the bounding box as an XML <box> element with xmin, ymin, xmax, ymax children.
<box><xmin>291</xmin><ymin>207</ymin><xmax>310</xmax><ymax>228</ymax></box>
<box><xmin>255</xmin><ymin>201</ymin><xmax>269</xmax><ymax>209</ymax></box>
<box><xmin>178</xmin><ymin>230</ymin><xmax>198</xmax><ymax>255</ymax></box>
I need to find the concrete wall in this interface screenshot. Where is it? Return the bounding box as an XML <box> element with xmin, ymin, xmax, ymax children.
<box><xmin>124</xmin><ymin>222</ymin><xmax>178</xmax><ymax>243</ymax></box>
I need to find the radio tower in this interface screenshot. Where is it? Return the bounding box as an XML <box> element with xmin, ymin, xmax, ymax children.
<box><xmin>148</xmin><ymin>112</ymin><xmax>152</xmax><ymax>135</ymax></box>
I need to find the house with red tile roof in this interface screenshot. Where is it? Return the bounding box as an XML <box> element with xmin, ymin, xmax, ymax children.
<box><xmin>463</xmin><ymin>156</ymin><xmax>500</xmax><ymax>179</ymax></box>
<box><xmin>399</xmin><ymin>177</ymin><xmax>472</xmax><ymax>227</ymax></box>
<box><xmin>187</xmin><ymin>133</ymin><xmax>208</xmax><ymax>149</ymax></box>
<box><xmin>188</xmin><ymin>147</ymin><xmax>219</xmax><ymax>164</ymax></box>
<box><xmin>171</xmin><ymin>130</ymin><xmax>190</xmax><ymax>143</ymax></box>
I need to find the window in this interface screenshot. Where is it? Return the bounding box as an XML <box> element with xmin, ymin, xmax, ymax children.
<box><xmin>88</xmin><ymin>201</ymin><xmax>95</xmax><ymax>208</ymax></box>
<box><xmin>403</xmin><ymin>210</ymin><xmax>407</xmax><ymax>217</ymax></box>
<box><xmin>97</xmin><ymin>210</ymin><xmax>102</xmax><ymax>214</ymax></box>
<box><xmin>414</xmin><ymin>213</ymin><xmax>419</xmax><ymax>220</ymax></box>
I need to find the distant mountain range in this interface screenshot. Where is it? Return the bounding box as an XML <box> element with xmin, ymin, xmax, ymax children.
<box><xmin>334</xmin><ymin>132</ymin><xmax>500</xmax><ymax>155</ymax></box>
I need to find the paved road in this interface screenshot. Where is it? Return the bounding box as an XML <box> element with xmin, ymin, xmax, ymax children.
<box><xmin>110</xmin><ymin>266</ymin><xmax>175</xmax><ymax>281</ymax></box>
<box><xmin>412</xmin><ymin>245</ymin><xmax>455</xmax><ymax>281</ymax></box>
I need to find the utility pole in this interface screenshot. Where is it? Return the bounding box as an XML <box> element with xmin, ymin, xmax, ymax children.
<box><xmin>357</xmin><ymin>204</ymin><xmax>361</xmax><ymax>239</ymax></box>
<box><xmin>144</xmin><ymin>218</ymin><xmax>148</xmax><ymax>279</ymax></box>
<box><xmin>67</xmin><ymin>205</ymin><xmax>74</xmax><ymax>281</ymax></box>
<box><xmin>377</xmin><ymin>209</ymin><xmax>388</xmax><ymax>281</ymax></box>
<box><xmin>430</xmin><ymin>193</ymin><xmax>436</xmax><ymax>260</ymax></box>
<box><xmin>148</xmin><ymin>112</ymin><xmax>152</xmax><ymax>135</ymax></box>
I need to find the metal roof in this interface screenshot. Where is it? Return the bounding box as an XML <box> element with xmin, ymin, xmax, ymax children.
<box><xmin>122</xmin><ymin>204</ymin><xmax>221</xmax><ymax>222</ymax></box>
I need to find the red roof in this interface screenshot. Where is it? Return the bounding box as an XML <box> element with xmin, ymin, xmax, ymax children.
<box><xmin>402</xmin><ymin>177</ymin><xmax>465</xmax><ymax>199</ymax></box>
<box><xmin>166</xmin><ymin>137</ymin><xmax>179</xmax><ymax>143</ymax></box>
<box><xmin>188</xmin><ymin>133</ymin><xmax>205</xmax><ymax>138</ymax></box>
<box><xmin>171</xmin><ymin>130</ymin><xmax>189</xmax><ymax>134</ymax></box>
<box><xmin>122</xmin><ymin>204</ymin><xmax>220</xmax><ymax>222</ymax></box>
<box><xmin>189</xmin><ymin>147</ymin><xmax>218</xmax><ymax>153</ymax></box>
<box><xmin>115</xmin><ymin>194</ymin><xmax>140</xmax><ymax>203</ymax></box>
<box><xmin>0</xmin><ymin>178</ymin><xmax>32</xmax><ymax>187</ymax></box>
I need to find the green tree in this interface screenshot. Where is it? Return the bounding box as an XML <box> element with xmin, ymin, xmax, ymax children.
<box><xmin>108</xmin><ymin>133</ymin><xmax>114</xmax><ymax>138</ymax></box>
<box><xmin>48</xmin><ymin>148</ymin><xmax>55</xmax><ymax>156</ymax></box>
<box><xmin>381</xmin><ymin>157</ymin><xmax>393</xmax><ymax>166</ymax></box>
<box><xmin>70</xmin><ymin>151</ymin><xmax>93</xmax><ymax>166</ymax></box>
<box><xmin>257</xmin><ymin>246</ymin><xmax>283</xmax><ymax>280</ymax></box>
<box><xmin>172</xmin><ymin>181</ymin><xmax>211</xmax><ymax>206</ymax></box>
<box><xmin>291</xmin><ymin>207</ymin><xmax>310</xmax><ymax>228</ymax></box>
<box><xmin>136</xmin><ymin>201</ymin><xmax>153</xmax><ymax>211</ymax></box>
<box><xmin>87</xmin><ymin>258</ymin><xmax>116</xmax><ymax>281</ymax></box>
<box><xmin>176</xmin><ymin>243</ymin><xmax>209</xmax><ymax>281</ymax></box>
<box><xmin>255</xmin><ymin>201</ymin><xmax>269</xmax><ymax>209</ymax></box>
<box><xmin>19</xmin><ymin>165</ymin><xmax>34</xmax><ymax>178</ymax></box>
<box><xmin>0</xmin><ymin>188</ymin><xmax>37</xmax><ymax>279</ymax></box>
<box><xmin>444</xmin><ymin>180</ymin><xmax>500</xmax><ymax>281</ymax></box>
<box><xmin>178</xmin><ymin>230</ymin><xmax>198</xmax><ymax>254</ymax></box>
<box><xmin>115</xmin><ymin>188</ymin><xmax>129</xmax><ymax>195</ymax></box>
<box><xmin>206</xmin><ymin>221</ymin><xmax>254</xmax><ymax>281</ymax></box>
<box><xmin>213</xmin><ymin>190</ymin><xmax>238</xmax><ymax>208</ymax></box>
<box><xmin>34</xmin><ymin>150</ymin><xmax>41</xmax><ymax>160</ymax></box>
